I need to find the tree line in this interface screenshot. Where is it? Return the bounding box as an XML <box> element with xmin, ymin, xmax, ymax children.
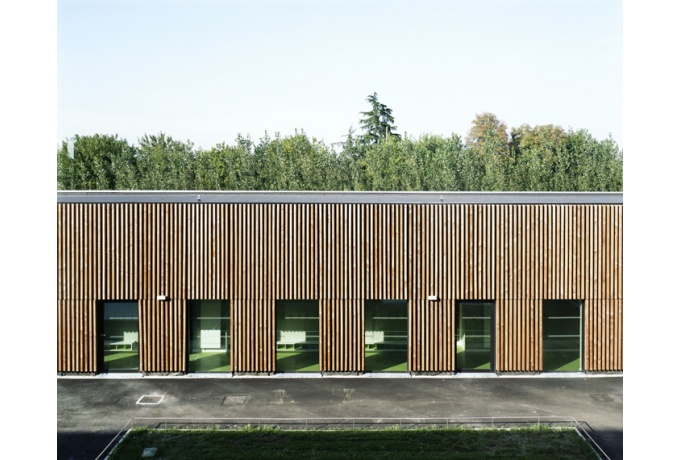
<box><xmin>57</xmin><ymin>94</ymin><xmax>623</xmax><ymax>192</ymax></box>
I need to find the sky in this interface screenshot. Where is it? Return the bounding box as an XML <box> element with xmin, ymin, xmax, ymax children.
<box><xmin>57</xmin><ymin>0</ymin><xmax>623</xmax><ymax>150</ymax></box>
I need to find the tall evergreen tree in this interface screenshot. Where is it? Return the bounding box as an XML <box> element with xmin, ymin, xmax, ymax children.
<box><xmin>359</xmin><ymin>92</ymin><xmax>401</xmax><ymax>144</ymax></box>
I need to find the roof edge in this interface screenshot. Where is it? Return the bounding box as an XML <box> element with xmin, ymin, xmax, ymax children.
<box><xmin>56</xmin><ymin>191</ymin><xmax>623</xmax><ymax>205</ymax></box>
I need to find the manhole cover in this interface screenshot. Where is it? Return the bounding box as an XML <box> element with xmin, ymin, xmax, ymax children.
<box><xmin>224</xmin><ymin>395</ymin><xmax>249</xmax><ymax>405</ymax></box>
<box><xmin>137</xmin><ymin>395</ymin><xmax>164</xmax><ymax>405</ymax></box>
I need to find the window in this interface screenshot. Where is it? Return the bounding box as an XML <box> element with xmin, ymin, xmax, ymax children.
<box><xmin>543</xmin><ymin>300</ymin><xmax>583</xmax><ymax>372</ymax></box>
<box><xmin>276</xmin><ymin>300</ymin><xmax>319</xmax><ymax>372</ymax></box>
<box><xmin>455</xmin><ymin>301</ymin><xmax>494</xmax><ymax>371</ymax></box>
<box><xmin>364</xmin><ymin>300</ymin><xmax>408</xmax><ymax>372</ymax></box>
<box><xmin>100</xmin><ymin>301</ymin><xmax>139</xmax><ymax>372</ymax></box>
<box><xmin>188</xmin><ymin>300</ymin><xmax>230</xmax><ymax>372</ymax></box>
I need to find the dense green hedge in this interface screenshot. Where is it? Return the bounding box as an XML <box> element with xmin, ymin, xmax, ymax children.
<box><xmin>57</xmin><ymin>127</ymin><xmax>622</xmax><ymax>192</ymax></box>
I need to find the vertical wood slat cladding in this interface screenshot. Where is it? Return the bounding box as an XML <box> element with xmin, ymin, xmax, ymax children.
<box><xmin>496</xmin><ymin>299</ymin><xmax>541</xmax><ymax>372</ymax></box>
<box><xmin>231</xmin><ymin>299</ymin><xmax>275</xmax><ymax>373</ymax></box>
<box><xmin>57</xmin><ymin>204</ymin><xmax>140</xmax><ymax>301</ymax></box>
<box><xmin>320</xmin><ymin>299</ymin><xmax>364</xmax><ymax>372</ymax></box>
<box><xmin>57</xmin><ymin>299</ymin><xmax>97</xmax><ymax>373</ymax></box>
<box><xmin>365</xmin><ymin>205</ymin><xmax>408</xmax><ymax>299</ymax></box>
<box><xmin>493</xmin><ymin>205</ymin><xmax>624</xmax><ymax>302</ymax></box>
<box><xmin>231</xmin><ymin>204</ymin><xmax>262</xmax><ymax>300</ymax></box>
<box><xmin>409</xmin><ymin>299</ymin><xmax>454</xmax><ymax>372</ymax></box>
<box><xmin>319</xmin><ymin>204</ymin><xmax>365</xmax><ymax>300</ymax></box>
<box><xmin>185</xmin><ymin>204</ymin><xmax>230</xmax><ymax>299</ymax></box>
<box><xmin>459</xmin><ymin>205</ymin><xmax>496</xmax><ymax>300</ymax></box>
<box><xmin>409</xmin><ymin>205</ymin><xmax>451</xmax><ymax>300</ymax></box>
<box><xmin>274</xmin><ymin>204</ymin><xmax>318</xmax><ymax>299</ymax></box>
<box><xmin>139</xmin><ymin>299</ymin><xmax>186</xmax><ymax>373</ymax></box>
<box><xmin>57</xmin><ymin>201</ymin><xmax>622</xmax><ymax>374</ymax></box>
<box><xmin>584</xmin><ymin>299</ymin><xmax>623</xmax><ymax>372</ymax></box>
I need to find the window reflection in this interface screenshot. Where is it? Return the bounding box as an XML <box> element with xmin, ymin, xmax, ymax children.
<box><xmin>276</xmin><ymin>300</ymin><xmax>319</xmax><ymax>372</ymax></box>
<box><xmin>456</xmin><ymin>301</ymin><xmax>494</xmax><ymax>371</ymax></box>
<box><xmin>543</xmin><ymin>300</ymin><xmax>582</xmax><ymax>371</ymax></box>
<box><xmin>365</xmin><ymin>300</ymin><xmax>408</xmax><ymax>372</ymax></box>
<box><xmin>101</xmin><ymin>301</ymin><xmax>139</xmax><ymax>372</ymax></box>
<box><xmin>188</xmin><ymin>300</ymin><xmax>230</xmax><ymax>372</ymax></box>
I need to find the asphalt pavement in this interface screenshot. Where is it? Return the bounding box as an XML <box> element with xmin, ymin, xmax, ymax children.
<box><xmin>57</xmin><ymin>374</ymin><xmax>623</xmax><ymax>460</ymax></box>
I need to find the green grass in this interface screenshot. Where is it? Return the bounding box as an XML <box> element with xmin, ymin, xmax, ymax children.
<box><xmin>108</xmin><ymin>425</ymin><xmax>598</xmax><ymax>460</ymax></box>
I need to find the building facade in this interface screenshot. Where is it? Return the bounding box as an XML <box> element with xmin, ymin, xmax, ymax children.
<box><xmin>57</xmin><ymin>191</ymin><xmax>623</xmax><ymax>375</ymax></box>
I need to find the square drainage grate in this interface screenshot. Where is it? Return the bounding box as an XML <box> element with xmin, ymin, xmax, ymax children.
<box><xmin>223</xmin><ymin>395</ymin><xmax>249</xmax><ymax>405</ymax></box>
<box><xmin>141</xmin><ymin>447</ymin><xmax>157</xmax><ymax>458</ymax></box>
<box><xmin>137</xmin><ymin>395</ymin><xmax>164</xmax><ymax>405</ymax></box>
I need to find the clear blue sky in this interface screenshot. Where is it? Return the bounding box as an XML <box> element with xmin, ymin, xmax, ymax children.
<box><xmin>57</xmin><ymin>0</ymin><xmax>623</xmax><ymax>150</ymax></box>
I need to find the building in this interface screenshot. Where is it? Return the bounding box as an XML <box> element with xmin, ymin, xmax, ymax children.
<box><xmin>57</xmin><ymin>191</ymin><xmax>622</xmax><ymax>375</ymax></box>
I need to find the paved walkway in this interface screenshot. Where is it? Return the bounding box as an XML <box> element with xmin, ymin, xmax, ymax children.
<box><xmin>57</xmin><ymin>374</ymin><xmax>622</xmax><ymax>460</ymax></box>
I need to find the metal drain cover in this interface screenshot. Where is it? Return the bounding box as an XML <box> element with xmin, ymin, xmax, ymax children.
<box><xmin>142</xmin><ymin>447</ymin><xmax>157</xmax><ymax>457</ymax></box>
<box><xmin>137</xmin><ymin>395</ymin><xmax>164</xmax><ymax>405</ymax></box>
<box><xmin>223</xmin><ymin>395</ymin><xmax>249</xmax><ymax>405</ymax></box>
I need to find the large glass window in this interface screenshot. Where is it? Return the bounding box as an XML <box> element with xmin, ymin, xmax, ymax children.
<box><xmin>276</xmin><ymin>300</ymin><xmax>319</xmax><ymax>372</ymax></box>
<box><xmin>188</xmin><ymin>300</ymin><xmax>230</xmax><ymax>372</ymax></box>
<box><xmin>543</xmin><ymin>300</ymin><xmax>583</xmax><ymax>372</ymax></box>
<box><xmin>364</xmin><ymin>300</ymin><xmax>408</xmax><ymax>372</ymax></box>
<box><xmin>100</xmin><ymin>301</ymin><xmax>139</xmax><ymax>372</ymax></box>
<box><xmin>455</xmin><ymin>301</ymin><xmax>494</xmax><ymax>371</ymax></box>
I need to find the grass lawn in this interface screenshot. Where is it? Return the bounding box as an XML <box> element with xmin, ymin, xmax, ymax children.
<box><xmin>108</xmin><ymin>425</ymin><xmax>598</xmax><ymax>459</ymax></box>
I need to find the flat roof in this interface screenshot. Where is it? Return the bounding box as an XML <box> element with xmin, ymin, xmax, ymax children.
<box><xmin>57</xmin><ymin>191</ymin><xmax>623</xmax><ymax>205</ymax></box>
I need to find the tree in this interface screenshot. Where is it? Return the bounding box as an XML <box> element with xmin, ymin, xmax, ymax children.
<box><xmin>511</xmin><ymin>123</ymin><xmax>566</xmax><ymax>153</ymax></box>
<box><xmin>135</xmin><ymin>133</ymin><xmax>195</xmax><ymax>190</ymax></box>
<box><xmin>555</xmin><ymin>130</ymin><xmax>623</xmax><ymax>191</ymax></box>
<box><xmin>416</xmin><ymin>133</ymin><xmax>466</xmax><ymax>191</ymax></box>
<box><xmin>464</xmin><ymin>113</ymin><xmax>513</xmax><ymax>190</ymax></box>
<box><xmin>193</xmin><ymin>135</ymin><xmax>256</xmax><ymax>190</ymax></box>
<box><xmin>509</xmin><ymin>124</ymin><xmax>567</xmax><ymax>191</ymax></box>
<box><xmin>57</xmin><ymin>134</ymin><xmax>132</xmax><ymax>190</ymax></box>
<box><xmin>359</xmin><ymin>92</ymin><xmax>401</xmax><ymax>144</ymax></box>
<box><xmin>466</xmin><ymin>113</ymin><xmax>509</xmax><ymax>155</ymax></box>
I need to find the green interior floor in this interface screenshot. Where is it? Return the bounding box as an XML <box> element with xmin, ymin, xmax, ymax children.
<box><xmin>364</xmin><ymin>350</ymin><xmax>407</xmax><ymax>372</ymax></box>
<box><xmin>455</xmin><ymin>350</ymin><xmax>491</xmax><ymax>371</ymax></box>
<box><xmin>544</xmin><ymin>352</ymin><xmax>581</xmax><ymax>371</ymax></box>
<box><xmin>275</xmin><ymin>349</ymin><xmax>409</xmax><ymax>372</ymax></box>
<box><xmin>189</xmin><ymin>351</ymin><xmax>231</xmax><ymax>372</ymax></box>
<box><xmin>103</xmin><ymin>349</ymin><xmax>581</xmax><ymax>373</ymax></box>
<box><xmin>276</xmin><ymin>350</ymin><xmax>320</xmax><ymax>372</ymax></box>
<box><xmin>103</xmin><ymin>351</ymin><xmax>139</xmax><ymax>371</ymax></box>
